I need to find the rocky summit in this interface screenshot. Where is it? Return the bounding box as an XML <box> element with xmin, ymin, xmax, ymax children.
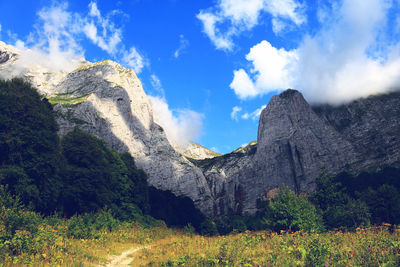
<box><xmin>1</xmin><ymin>41</ymin><xmax>399</xmax><ymax>217</ymax></box>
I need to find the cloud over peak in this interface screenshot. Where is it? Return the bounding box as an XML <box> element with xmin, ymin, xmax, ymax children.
<box><xmin>230</xmin><ymin>0</ymin><xmax>400</xmax><ymax>104</ymax></box>
<box><xmin>4</xmin><ymin>1</ymin><xmax>146</xmax><ymax>75</ymax></box>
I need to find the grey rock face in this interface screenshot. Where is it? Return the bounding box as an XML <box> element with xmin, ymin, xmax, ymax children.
<box><xmin>196</xmin><ymin>89</ymin><xmax>400</xmax><ymax>216</ymax></box>
<box><xmin>312</xmin><ymin>92</ymin><xmax>400</xmax><ymax>171</ymax></box>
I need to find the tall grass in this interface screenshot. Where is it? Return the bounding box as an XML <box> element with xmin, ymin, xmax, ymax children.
<box><xmin>135</xmin><ymin>226</ymin><xmax>400</xmax><ymax>266</ymax></box>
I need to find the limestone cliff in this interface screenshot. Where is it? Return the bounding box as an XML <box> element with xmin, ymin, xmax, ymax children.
<box><xmin>0</xmin><ymin>42</ymin><xmax>214</xmax><ymax>216</ymax></box>
<box><xmin>194</xmin><ymin>90</ymin><xmax>400</xmax><ymax>216</ymax></box>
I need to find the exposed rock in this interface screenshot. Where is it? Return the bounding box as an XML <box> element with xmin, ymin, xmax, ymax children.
<box><xmin>0</xmin><ymin>44</ymin><xmax>214</xmax><ymax>216</ymax></box>
<box><xmin>176</xmin><ymin>142</ymin><xmax>221</xmax><ymax>160</ymax></box>
<box><xmin>194</xmin><ymin>89</ymin><xmax>400</xmax><ymax>216</ymax></box>
<box><xmin>1</xmin><ymin>41</ymin><xmax>400</xmax><ymax>218</ymax></box>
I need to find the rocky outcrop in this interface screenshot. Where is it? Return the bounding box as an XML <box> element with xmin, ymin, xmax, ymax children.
<box><xmin>1</xmin><ymin>41</ymin><xmax>399</xmax><ymax>218</ymax></box>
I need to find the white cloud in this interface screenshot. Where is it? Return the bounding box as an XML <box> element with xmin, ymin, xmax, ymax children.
<box><xmin>241</xmin><ymin>113</ymin><xmax>249</xmax><ymax>119</ymax></box>
<box><xmin>265</xmin><ymin>0</ymin><xmax>305</xmax><ymax>26</ymax></box>
<box><xmin>196</xmin><ymin>11</ymin><xmax>234</xmax><ymax>50</ymax></box>
<box><xmin>231</xmin><ymin>0</ymin><xmax>400</xmax><ymax>104</ymax></box>
<box><xmin>149</xmin><ymin>96</ymin><xmax>204</xmax><ymax>149</ymax></box>
<box><xmin>2</xmin><ymin>1</ymin><xmax>147</xmax><ymax>75</ymax></box>
<box><xmin>122</xmin><ymin>46</ymin><xmax>146</xmax><ymax>74</ymax></box>
<box><xmin>240</xmin><ymin>105</ymin><xmax>266</xmax><ymax>120</ymax></box>
<box><xmin>7</xmin><ymin>2</ymin><xmax>85</xmax><ymax>73</ymax></box>
<box><xmin>89</xmin><ymin>1</ymin><xmax>101</xmax><ymax>17</ymax></box>
<box><xmin>230</xmin><ymin>106</ymin><xmax>242</xmax><ymax>121</ymax></box>
<box><xmin>230</xmin><ymin>69</ymin><xmax>258</xmax><ymax>99</ymax></box>
<box><xmin>231</xmin><ymin>41</ymin><xmax>297</xmax><ymax>99</ymax></box>
<box><xmin>197</xmin><ymin>0</ymin><xmax>305</xmax><ymax>50</ymax></box>
<box><xmin>174</xmin><ymin>34</ymin><xmax>189</xmax><ymax>58</ymax></box>
<box><xmin>150</xmin><ymin>74</ymin><xmax>165</xmax><ymax>98</ymax></box>
<box><xmin>82</xmin><ymin>1</ymin><xmax>123</xmax><ymax>55</ymax></box>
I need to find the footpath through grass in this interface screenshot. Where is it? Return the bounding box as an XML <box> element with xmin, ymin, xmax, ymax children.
<box><xmin>2</xmin><ymin>222</ymin><xmax>400</xmax><ymax>266</ymax></box>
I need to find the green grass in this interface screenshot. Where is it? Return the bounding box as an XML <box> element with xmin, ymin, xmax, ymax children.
<box><xmin>2</xmin><ymin>221</ymin><xmax>399</xmax><ymax>266</ymax></box>
<box><xmin>135</xmin><ymin>226</ymin><xmax>400</xmax><ymax>266</ymax></box>
<box><xmin>48</xmin><ymin>93</ymin><xmax>91</xmax><ymax>105</ymax></box>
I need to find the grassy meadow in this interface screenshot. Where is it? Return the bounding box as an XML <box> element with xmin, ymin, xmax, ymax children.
<box><xmin>1</xmin><ymin>220</ymin><xmax>399</xmax><ymax>266</ymax></box>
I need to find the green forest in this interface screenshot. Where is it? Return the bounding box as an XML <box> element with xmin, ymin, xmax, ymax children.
<box><xmin>0</xmin><ymin>79</ymin><xmax>400</xmax><ymax>265</ymax></box>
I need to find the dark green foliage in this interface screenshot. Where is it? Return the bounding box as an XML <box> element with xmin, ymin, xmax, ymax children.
<box><xmin>61</xmin><ymin>127</ymin><xmax>150</xmax><ymax>221</ymax></box>
<box><xmin>0</xmin><ymin>166</ymin><xmax>39</xmax><ymax>209</ymax></box>
<box><xmin>358</xmin><ymin>184</ymin><xmax>400</xmax><ymax>224</ymax></box>
<box><xmin>311</xmin><ymin>173</ymin><xmax>371</xmax><ymax>229</ymax></box>
<box><xmin>315</xmin><ymin>165</ymin><xmax>400</xmax><ymax>227</ymax></box>
<box><xmin>148</xmin><ymin>187</ymin><xmax>206</xmax><ymax>231</ymax></box>
<box><xmin>263</xmin><ymin>186</ymin><xmax>324</xmax><ymax>232</ymax></box>
<box><xmin>0</xmin><ymin>79</ymin><xmax>62</xmax><ymax>213</ymax></box>
<box><xmin>120</xmin><ymin>153</ymin><xmax>150</xmax><ymax>213</ymax></box>
<box><xmin>336</xmin><ymin>165</ymin><xmax>400</xmax><ymax>197</ymax></box>
<box><xmin>199</xmin><ymin>219</ymin><xmax>218</xmax><ymax>236</ymax></box>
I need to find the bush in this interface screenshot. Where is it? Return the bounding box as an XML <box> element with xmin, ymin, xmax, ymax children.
<box><xmin>263</xmin><ymin>186</ymin><xmax>324</xmax><ymax>232</ymax></box>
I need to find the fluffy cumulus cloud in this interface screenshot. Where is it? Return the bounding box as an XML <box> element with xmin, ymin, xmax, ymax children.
<box><xmin>197</xmin><ymin>0</ymin><xmax>305</xmax><ymax>50</ymax></box>
<box><xmin>4</xmin><ymin>1</ymin><xmax>146</xmax><ymax>74</ymax></box>
<box><xmin>230</xmin><ymin>40</ymin><xmax>297</xmax><ymax>99</ymax></box>
<box><xmin>149</xmin><ymin>96</ymin><xmax>204</xmax><ymax>149</ymax></box>
<box><xmin>231</xmin><ymin>0</ymin><xmax>400</xmax><ymax>104</ymax></box>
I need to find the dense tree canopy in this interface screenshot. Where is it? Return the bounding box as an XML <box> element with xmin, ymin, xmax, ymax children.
<box><xmin>0</xmin><ymin>79</ymin><xmax>62</xmax><ymax>212</ymax></box>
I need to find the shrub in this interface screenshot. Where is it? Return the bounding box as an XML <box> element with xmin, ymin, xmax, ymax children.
<box><xmin>263</xmin><ymin>186</ymin><xmax>324</xmax><ymax>232</ymax></box>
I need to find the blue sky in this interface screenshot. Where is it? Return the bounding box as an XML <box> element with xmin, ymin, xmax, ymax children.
<box><xmin>1</xmin><ymin>0</ymin><xmax>400</xmax><ymax>154</ymax></box>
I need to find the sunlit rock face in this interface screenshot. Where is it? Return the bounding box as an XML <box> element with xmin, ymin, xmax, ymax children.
<box><xmin>1</xmin><ymin>41</ymin><xmax>400</xmax><ymax>217</ymax></box>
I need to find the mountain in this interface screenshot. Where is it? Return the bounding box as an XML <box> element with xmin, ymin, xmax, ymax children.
<box><xmin>1</xmin><ymin>41</ymin><xmax>399</xmax><ymax>217</ymax></box>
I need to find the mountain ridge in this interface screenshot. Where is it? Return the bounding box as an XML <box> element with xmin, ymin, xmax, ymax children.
<box><xmin>1</xmin><ymin>41</ymin><xmax>399</xmax><ymax>217</ymax></box>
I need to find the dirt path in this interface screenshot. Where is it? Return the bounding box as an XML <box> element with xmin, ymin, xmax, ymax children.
<box><xmin>99</xmin><ymin>246</ymin><xmax>148</xmax><ymax>267</ymax></box>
